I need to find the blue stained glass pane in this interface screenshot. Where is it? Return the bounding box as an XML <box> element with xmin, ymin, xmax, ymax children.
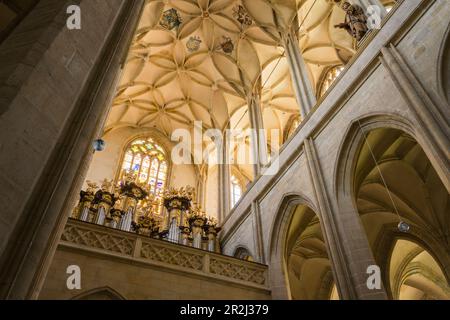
<box><xmin>133</xmin><ymin>164</ymin><xmax>140</xmax><ymax>171</ymax></box>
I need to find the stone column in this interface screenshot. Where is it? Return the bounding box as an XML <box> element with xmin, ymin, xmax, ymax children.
<box><xmin>196</xmin><ymin>169</ymin><xmax>207</xmax><ymax>209</ymax></box>
<box><xmin>247</xmin><ymin>94</ymin><xmax>268</xmax><ymax>178</ymax></box>
<box><xmin>281</xmin><ymin>30</ymin><xmax>317</xmax><ymax>118</ymax></box>
<box><xmin>218</xmin><ymin>131</ymin><xmax>231</xmax><ymax>222</ymax></box>
<box><xmin>0</xmin><ymin>0</ymin><xmax>146</xmax><ymax>299</ymax></box>
<box><xmin>304</xmin><ymin>138</ymin><xmax>387</xmax><ymax>300</ymax></box>
<box><xmin>251</xmin><ymin>201</ymin><xmax>266</xmax><ymax>264</ymax></box>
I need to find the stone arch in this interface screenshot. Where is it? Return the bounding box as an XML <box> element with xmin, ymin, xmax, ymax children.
<box><xmin>318</xmin><ymin>269</ymin><xmax>337</xmax><ymax>299</ymax></box>
<box><xmin>268</xmin><ymin>193</ymin><xmax>319</xmax><ymax>264</ymax></box>
<box><xmin>387</xmin><ymin>239</ymin><xmax>450</xmax><ymax>300</ymax></box>
<box><xmin>334</xmin><ymin>113</ymin><xmax>416</xmax><ymax>201</ymax></box>
<box><xmin>437</xmin><ymin>22</ymin><xmax>450</xmax><ymax>101</ymax></box>
<box><xmin>72</xmin><ymin>286</ymin><xmax>126</xmax><ymax>300</ymax></box>
<box><xmin>375</xmin><ymin>224</ymin><xmax>450</xmax><ymax>298</ymax></box>
<box><xmin>336</xmin><ymin>112</ymin><xmax>449</xmax><ymax>194</ymax></box>
<box><xmin>268</xmin><ymin>192</ymin><xmax>334</xmax><ymax>300</ymax></box>
<box><xmin>334</xmin><ymin>114</ymin><xmax>450</xmax><ymax>299</ymax></box>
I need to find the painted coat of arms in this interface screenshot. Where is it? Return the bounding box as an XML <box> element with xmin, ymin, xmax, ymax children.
<box><xmin>160</xmin><ymin>8</ymin><xmax>182</xmax><ymax>30</ymax></box>
<box><xmin>232</xmin><ymin>5</ymin><xmax>252</xmax><ymax>26</ymax></box>
<box><xmin>186</xmin><ymin>36</ymin><xmax>202</xmax><ymax>53</ymax></box>
<box><xmin>220</xmin><ymin>36</ymin><xmax>234</xmax><ymax>54</ymax></box>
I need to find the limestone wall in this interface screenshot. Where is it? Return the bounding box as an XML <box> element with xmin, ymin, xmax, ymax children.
<box><xmin>0</xmin><ymin>0</ymin><xmax>146</xmax><ymax>299</ymax></box>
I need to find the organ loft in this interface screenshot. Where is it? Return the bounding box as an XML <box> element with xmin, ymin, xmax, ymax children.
<box><xmin>0</xmin><ymin>0</ymin><xmax>449</xmax><ymax>300</ymax></box>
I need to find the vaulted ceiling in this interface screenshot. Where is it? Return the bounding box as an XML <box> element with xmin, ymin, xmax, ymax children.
<box><xmin>104</xmin><ymin>0</ymin><xmax>360</xmax><ymax>139</ymax></box>
<box><xmin>356</xmin><ymin>128</ymin><xmax>450</xmax><ymax>295</ymax></box>
<box><xmin>390</xmin><ymin>240</ymin><xmax>450</xmax><ymax>300</ymax></box>
<box><xmin>356</xmin><ymin>128</ymin><xmax>450</xmax><ymax>250</ymax></box>
<box><xmin>285</xmin><ymin>205</ymin><xmax>335</xmax><ymax>299</ymax></box>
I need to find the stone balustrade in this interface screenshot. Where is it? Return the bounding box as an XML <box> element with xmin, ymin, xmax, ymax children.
<box><xmin>60</xmin><ymin>218</ymin><xmax>268</xmax><ymax>289</ymax></box>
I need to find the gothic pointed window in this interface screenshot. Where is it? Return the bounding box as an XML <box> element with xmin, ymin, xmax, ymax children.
<box><xmin>319</xmin><ymin>65</ymin><xmax>345</xmax><ymax>97</ymax></box>
<box><xmin>230</xmin><ymin>175</ymin><xmax>242</xmax><ymax>208</ymax></box>
<box><xmin>119</xmin><ymin>137</ymin><xmax>168</xmax><ymax>211</ymax></box>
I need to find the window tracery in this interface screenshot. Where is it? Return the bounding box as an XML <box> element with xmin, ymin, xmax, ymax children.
<box><xmin>119</xmin><ymin>137</ymin><xmax>168</xmax><ymax>212</ymax></box>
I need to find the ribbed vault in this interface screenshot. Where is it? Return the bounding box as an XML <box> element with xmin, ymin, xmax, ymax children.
<box><xmin>355</xmin><ymin>128</ymin><xmax>450</xmax><ymax>299</ymax></box>
<box><xmin>105</xmin><ymin>0</ymin><xmax>362</xmax><ymax>138</ymax></box>
<box><xmin>286</xmin><ymin>205</ymin><xmax>336</xmax><ymax>300</ymax></box>
<box><xmin>389</xmin><ymin>240</ymin><xmax>450</xmax><ymax>300</ymax></box>
<box><xmin>104</xmin><ymin>0</ymin><xmax>381</xmax><ymax>180</ymax></box>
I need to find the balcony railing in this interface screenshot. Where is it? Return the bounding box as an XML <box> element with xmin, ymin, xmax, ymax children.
<box><xmin>61</xmin><ymin>218</ymin><xmax>269</xmax><ymax>289</ymax></box>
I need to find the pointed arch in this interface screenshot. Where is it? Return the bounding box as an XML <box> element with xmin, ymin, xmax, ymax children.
<box><xmin>375</xmin><ymin>224</ymin><xmax>450</xmax><ymax>298</ymax></box>
<box><xmin>267</xmin><ymin>192</ymin><xmax>320</xmax><ymax>299</ymax></box>
<box><xmin>334</xmin><ymin>114</ymin><xmax>450</xmax><ymax>297</ymax></box>
<box><xmin>334</xmin><ymin>113</ymin><xmax>416</xmax><ymax>200</ymax></box>
<box><xmin>72</xmin><ymin>286</ymin><xmax>126</xmax><ymax>300</ymax></box>
<box><xmin>437</xmin><ymin>21</ymin><xmax>450</xmax><ymax>102</ymax></box>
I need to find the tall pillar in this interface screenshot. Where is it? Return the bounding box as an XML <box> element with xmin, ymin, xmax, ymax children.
<box><xmin>196</xmin><ymin>168</ymin><xmax>207</xmax><ymax>209</ymax></box>
<box><xmin>304</xmin><ymin>138</ymin><xmax>387</xmax><ymax>300</ymax></box>
<box><xmin>218</xmin><ymin>131</ymin><xmax>231</xmax><ymax>222</ymax></box>
<box><xmin>0</xmin><ymin>0</ymin><xmax>146</xmax><ymax>299</ymax></box>
<box><xmin>247</xmin><ymin>94</ymin><xmax>268</xmax><ymax>178</ymax></box>
<box><xmin>251</xmin><ymin>201</ymin><xmax>265</xmax><ymax>264</ymax></box>
<box><xmin>281</xmin><ymin>30</ymin><xmax>317</xmax><ymax>118</ymax></box>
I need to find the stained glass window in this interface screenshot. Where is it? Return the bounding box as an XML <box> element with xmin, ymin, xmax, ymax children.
<box><xmin>119</xmin><ymin>137</ymin><xmax>168</xmax><ymax>213</ymax></box>
<box><xmin>319</xmin><ymin>65</ymin><xmax>345</xmax><ymax>97</ymax></box>
<box><xmin>230</xmin><ymin>175</ymin><xmax>242</xmax><ymax>208</ymax></box>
